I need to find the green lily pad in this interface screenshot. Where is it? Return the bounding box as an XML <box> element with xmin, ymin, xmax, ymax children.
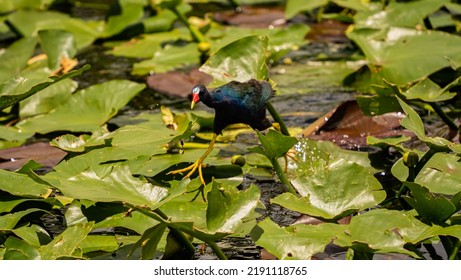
<box><xmin>132</xmin><ymin>43</ymin><xmax>200</xmax><ymax>75</ymax></box>
<box><xmin>397</xmin><ymin>97</ymin><xmax>452</xmax><ymax>149</ymax></box>
<box><xmin>347</xmin><ymin>27</ymin><xmax>461</xmax><ymax>85</ymax></box>
<box><xmin>276</xmin><ymin>139</ymin><xmax>385</xmax><ymax>219</ymax></box>
<box><xmin>0</xmin><ymin>64</ymin><xmax>89</xmax><ymax>111</ymax></box>
<box><xmin>0</xmin><ymin>169</ymin><xmax>51</xmax><ymax>198</ymax></box>
<box><xmin>0</xmin><ymin>208</ymin><xmax>45</xmax><ymax>230</ymax></box>
<box><xmin>251</xmin><ymin>217</ymin><xmax>346</xmax><ymax>260</ymax></box>
<box><xmin>38</xmin><ymin>29</ymin><xmax>77</xmax><ymax>70</ymax></box>
<box><xmin>206</xmin><ymin>182</ymin><xmax>260</xmax><ymax>233</ymax></box>
<box><xmin>354</xmin><ymin>0</ymin><xmax>450</xmax><ymax>29</ymax></box>
<box><xmin>200</xmin><ymin>35</ymin><xmax>269</xmax><ymax>87</ymax></box>
<box><xmin>248</xmin><ymin>129</ymin><xmax>298</xmax><ymax>160</ymax></box>
<box><xmin>19</xmin><ymin>78</ymin><xmax>78</xmax><ymax>118</ymax></box>
<box><xmin>0</xmin><ymin>0</ymin><xmax>54</xmax><ymax>13</ymax></box>
<box><xmin>334</xmin><ymin>209</ymin><xmax>420</xmax><ymax>257</ymax></box>
<box><xmin>129</xmin><ymin>223</ymin><xmax>167</xmax><ymax>260</ymax></box>
<box><xmin>285</xmin><ymin>0</ymin><xmax>328</xmax><ymax>19</ymax></box>
<box><xmin>53</xmin><ymin>165</ymin><xmax>186</xmax><ymax>210</ymax></box>
<box><xmin>16</xmin><ymin>79</ymin><xmax>145</xmax><ymax>134</ymax></box>
<box><xmin>80</xmin><ymin>235</ymin><xmax>121</xmax><ymax>254</ymax></box>
<box><xmin>3</xmin><ymin>237</ymin><xmax>41</xmax><ymax>260</ymax></box>
<box><xmin>0</xmin><ymin>37</ymin><xmax>37</xmax><ymax>83</ymax></box>
<box><xmin>40</xmin><ymin>222</ymin><xmax>94</xmax><ymax>259</ymax></box>
<box><xmin>392</xmin><ymin>153</ymin><xmax>461</xmax><ymax>195</ymax></box>
<box><xmin>12</xmin><ymin>224</ymin><xmax>52</xmax><ymax>247</ymax></box>
<box><xmin>403</xmin><ymin>78</ymin><xmax>457</xmax><ymax>102</ymax></box>
<box><xmin>404</xmin><ymin>182</ymin><xmax>458</xmax><ymax>224</ymax></box>
<box><xmin>94</xmin><ymin>210</ymin><xmax>160</xmax><ymax>235</ymax></box>
<box><xmin>102</xmin><ymin>0</ymin><xmax>145</xmax><ymax>37</ymax></box>
<box><xmin>108</xmin><ymin>29</ymin><xmax>190</xmax><ymax>58</ymax></box>
<box><xmin>7</xmin><ymin>10</ymin><xmax>102</xmax><ymax>49</ymax></box>
<box><xmin>65</xmin><ymin>200</ymin><xmax>89</xmax><ymax>227</ymax></box>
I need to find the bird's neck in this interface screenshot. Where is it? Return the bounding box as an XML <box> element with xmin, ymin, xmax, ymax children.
<box><xmin>200</xmin><ymin>89</ymin><xmax>214</xmax><ymax>107</ymax></box>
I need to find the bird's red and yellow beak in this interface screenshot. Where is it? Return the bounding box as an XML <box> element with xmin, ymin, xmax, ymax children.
<box><xmin>191</xmin><ymin>93</ymin><xmax>200</xmax><ymax>109</ymax></box>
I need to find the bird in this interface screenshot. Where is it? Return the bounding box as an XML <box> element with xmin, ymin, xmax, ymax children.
<box><xmin>168</xmin><ymin>79</ymin><xmax>274</xmax><ymax>185</ymax></box>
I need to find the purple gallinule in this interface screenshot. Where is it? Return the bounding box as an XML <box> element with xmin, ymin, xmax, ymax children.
<box><xmin>169</xmin><ymin>79</ymin><xmax>274</xmax><ymax>185</ymax></box>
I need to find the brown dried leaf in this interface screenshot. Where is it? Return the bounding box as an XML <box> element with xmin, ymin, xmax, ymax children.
<box><xmin>0</xmin><ymin>142</ymin><xmax>67</xmax><ymax>170</ymax></box>
<box><xmin>304</xmin><ymin>100</ymin><xmax>413</xmax><ymax>148</ymax></box>
<box><xmin>213</xmin><ymin>6</ymin><xmax>286</xmax><ymax>28</ymax></box>
<box><xmin>146</xmin><ymin>68</ymin><xmax>212</xmax><ymax>98</ymax></box>
<box><xmin>306</xmin><ymin>20</ymin><xmax>349</xmax><ymax>43</ymax></box>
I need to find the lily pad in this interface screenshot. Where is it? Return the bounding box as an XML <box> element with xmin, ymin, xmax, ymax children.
<box><xmin>206</xmin><ymin>182</ymin><xmax>260</xmax><ymax>233</ymax></box>
<box><xmin>392</xmin><ymin>153</ymin><xmax>461</xmax><ymax>195</ymax></box>
<box><xmin>132</xmin><ymin>43</ymin><xmax>200</xmax><ymax>76</ymax></box>
<box><xmin>251</xmin><ymin>217</ymin><xmax>346</xmax><ymax>260</ymax></box>
<box><xmin>3</xmin><ymin>237</ymin><xmax>41</xmax><ymax>260</ymax></box>
<box><xmin>347</xmin><ymin>27</ymin><xmax>461</xmax><ymax>85</ymax></box>
<box><xmin>200</xmin><ymin>35</ymin><xmax>269</xmax><ymax>87</ymax></box>
<box><xmin>16</xmin><ymin>79</ymin><xmax>145</xmax><ymax>134</ymax></box>
<box><xmin>7</xmin><ymin>9</ymin><xmax>102</xmax><ymax>49</ymax></box>
<box><xmin>276</xmin><ymin>139</ymin><xmax>385</xmax><ymax>219</ymax></box>
<box><xmin>404</xmin><ymin>182</ymin><xmax>458</xmax><ymax>224</ymax></box>
<box><xmin>38</xmin><ymin>29</ymin><xmax>77</xmax><ymax>71</ymax></box>
<box><xmin>0</xmin><ymin>169</ymin><xmax>51</xmax><ymax>198</ymax></box>
<box><xmin>40</xmin><ymin>222</ymin><xmax>94</xmax><ymax>259</ymax></box>
<box><xmin>0</xmin><ymin>37</ymin><xmax>37</xmax><ymax>83</ymax></box>
<box><xmin>52</xmin><ymin>165</ymin><xmax>186</xmax><ymax>210</ymax></box>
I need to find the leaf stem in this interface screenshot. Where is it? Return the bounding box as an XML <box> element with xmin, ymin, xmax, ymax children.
<box><xmin>414</xmin><ymin>148</ymin><xmax>437</xmax><ymax>176</ymax></box>
<box><xmin>266</xmin><ymin>102</ymin><xmax>290</xmax><ymax>136</ymax></box>
<box><xmin>127</xmin><ymin>205</ymin><xmax>196</xmax><ymax>254</ymax></box>
<box><xmin>448</xmin><ymin>238</ymin><xmax>461</xmax><ymax>260</ymax></box>
<box><xmin>271</xmin><ymin>157</ymin><xmax>297</xmax><ymax>195</ymax></box>
<box><xmin>207</xmin><ymin>240</ymin><xmax>228</xmax><ymax>260</ymax></box>
<box><xmin>429</xmin><ymin>102</ymin><xmax>459</xmax><ymax>132</ymax></box>
<box><xmin>172</xmin><ymin>6</ymin><xmax>206</xmax><ymax>43</ymax></box>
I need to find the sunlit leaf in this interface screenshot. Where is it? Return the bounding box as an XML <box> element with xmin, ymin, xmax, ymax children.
<box><xmin>80</xmin><ymin>235</ymin><xmax>120</xmax><ymax>254</ymax></box>
<box><xmin>38</xmin><ymin>30</ymin><xmax>77</xmax><ymax>70</ymax></box>
<box><xmin>19</xmin><ymin>79</ymin><xmax>78</xmax><ymax>118</ymax></box>
<box><xmin>248</xmin><ymin>129</ymin><xmax>298</xmax><ymax>160</ymax></box>
<box><xmin>7</xmin><ymin>10</ymin><xmax>102</xmax><ymax>49</ymax></box>
<box><xmin>94</xmin><ymin>210</ymin><xmax>160</xmax><ymax>235</ymax></box>
<box><xmin>334</xmin><ymin>209</ymin><xmax>421</xmax><ymax>257</ymax></box>
<box><xmin>251</xmin><ymin>217</ymin><xmax>345</xmax><ymax>260</ymax></box>
<box><xmin>12</xmin><ymin>224</ymin><xmax>52</xmax><ymax>247</ymax></box>
<box><xmin>354</xmin><ymin>0</ymin><xmax>450</xmax><ymax>29</ymax></box>
<box><xmin>0</xmin><ymin>169</ymin><xmax>51</xmax><ymax>198</ymax></box>
<box><xmin>397</xmin><ymin>97</ymin><xmax>451</xmax><ymax>149</ymax></box>
<box><xmin>132</xmin><ymin>43</ymin><xmax>200</xmax><ymax>75</ymax></box>
<box><xmin>102</xmin><ymin>0</ymin><xmax>145</xmax><ymax>37</ymax></box>
<box><xmin>285</xmin><ymin>0</ymin><xmax>328</xmax><ymax>19</ymax></box>
<box><xmin>108</xmin><ymin>29</ymin><xmax>189</xmax><ymax>58</ymax></box>
<box><xmin>347</xmin><ymin>27</ymin><xmax>461</xmax><ymax>85</ymax></box>
<box><xmin>200</xmin><ymin>35</ymin><xmax>269</xmax><ymax>87</ymax></box>
<box><xmin>40</xmin><ymin>222</ymin><xmax>94</xmax><ymax>259</ymax></box>
<box><xmin>403</xmin><ymin>78</ymin><xmax>456</xmax><ymax>102</ymax></box>
<box><xmin>3</xmin><ymin>237</ymin><xmax>41</xmax><ymax>260</ymax></box>
<box><xmin>130</xmin><ymin>223</ymin><xmax>167</xmax><ymax>260</ymax></box>
<box><xmin>0</xmin><ymin>37</ymin><xmax>37</xmax><ymax>83</ymax></box>
<box><xmin>392</xmin><ymin>153</ymin><xmax>461</xmax><ymax>195</ymax></box>
<box><xmin>403</xmin><ymin>182</ymin><xmax>457</xmax><ymax>224</ymax></box>
<box><xmin>16</xmin><ymin>79</ymin><xmax>145</xmax><ymax>134</ymax></box>
<box><xmin>65</xmin><ymin>200</ymin><xmax>89</xmax><ymax>227</ymax></box>
<box><xmin>0</xmin><ymin>208</ymin><xmax>45</xmax><ymax>230</ymax></box>
<box><xmin>0</xmin><ymin>64</ymin><xmax>89</xmax><ymax>111</ymax></box>
<box><xmin>206</xmin><ymin>182</ymin><xmax>260</xmax><ymax>233</ymax></box>
<box><xmin>276</xmin><ymin>139</ymin><xmax>385</xmax><ymax>219</ymax></box>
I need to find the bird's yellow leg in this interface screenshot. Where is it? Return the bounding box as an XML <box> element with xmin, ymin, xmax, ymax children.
<box><xmin>168</xmin><ymin>133</ymin><xmax>217</xmax><ymax>186</ymax></box>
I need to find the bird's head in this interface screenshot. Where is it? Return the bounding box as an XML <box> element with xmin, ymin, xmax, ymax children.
<box><xmin>191</xmin><ymin>84</ymin><xmax>207</xmax><ymax>109</ymax></box>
